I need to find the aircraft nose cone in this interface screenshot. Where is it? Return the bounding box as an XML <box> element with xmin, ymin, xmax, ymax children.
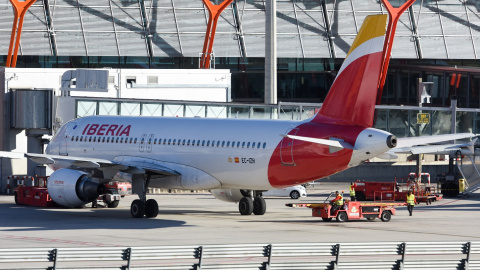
<box><xmin>387</xmin><ymin>135</ymin><xmax>397</xmax><ymax>148</ymax></box>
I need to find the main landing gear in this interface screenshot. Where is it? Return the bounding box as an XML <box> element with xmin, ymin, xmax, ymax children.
<box><xmin>239</xmin><ymin>191</ymin><xmax>266</xmax><ymax>216</ymax></box>
<box><xmin>131</xmin><ymin>174</ymin><xmax>159</xmax><ymax>218</ymax></box>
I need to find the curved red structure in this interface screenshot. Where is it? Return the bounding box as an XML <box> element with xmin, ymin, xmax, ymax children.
<box><xmin>376</xmin><ymin>0</ymin><xmax>416</xmax><ymax>105</ymax></box>
<box><xmin>6</xmin><ymin>0</ymin><xmax>37</xmax><ymax>68</ymax></box>
<box><xmin>200</xmin><ymin>0</ymin><xmax>234</xmax><ymax>69</ymax></box>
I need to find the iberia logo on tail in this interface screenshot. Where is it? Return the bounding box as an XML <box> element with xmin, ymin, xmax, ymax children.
<box><xmin>315</xmin><ymin>15</ymin><xmax>388</xmax><ymax>128</ymax></box>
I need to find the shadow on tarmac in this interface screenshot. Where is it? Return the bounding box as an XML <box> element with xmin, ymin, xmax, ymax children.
<box><xmin>0</xmin><ymin>203</ymin><xmax>188</xmax><ymax>232</ymax></box>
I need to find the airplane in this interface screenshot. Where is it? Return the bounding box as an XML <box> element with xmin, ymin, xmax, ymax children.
<box><xmin>1</xmin><ymin>4</ymin><xmax>474</xmax><ymax>218</ymax></box>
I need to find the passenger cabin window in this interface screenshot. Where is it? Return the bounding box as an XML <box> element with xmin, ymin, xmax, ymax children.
<box><xmin>182</xmin><ymin>139</ymin><xmax>186</xmax><ymax>145</ymax></box>
<box><xmin>134</xmin><ymin>138</ymin><xmax>137</xmax><ymax>144</ymax></box>
<box><xmin>187</xmin><ymin>140</ymin><xmax>190</xmax><ymax>146</ymax></box>
<box><xmin>207</xmin><ymin>140</ymin><xmax>210</xmax><ymax>147</ymax></box>
<box><xmin>217</xmin><ymin>141</ymin><xmax>220</xmax><ymax>147</ymax></box>
<box><xmin>247</xmin><ymin>142</ymin><xmax>250</xmax><ymax>148</ymax></box>
<box><xmin>222</xmin><ymin>141</ymin><xmax>225</xmax><ymax>147</ymax></box>
<box><xmin>226</xmin><ymin>141</ymin><xmax>230</xmax><ymax>147</ymax></box>
<box><xmin>242</xmin><ymin>142</ymin><xmax>245</xmax><ymax>148</ymax></box>
<box><xmin>263</xmin><ymin>142</ymin><xmax>266</xmax><ymax>149</ymax></box>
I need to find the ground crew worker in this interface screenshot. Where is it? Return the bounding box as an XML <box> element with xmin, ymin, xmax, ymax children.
<box><xmin>349</xmin><ymin>182</ymin><xmax>356</xmax><ymax>201</ymax></box>
<box><xmin>330</xmin><ymin>191</ymin><xmax>343</xmax><ymax>214</ymax></box>
<box><xmin>406</xmin><ymin>190</ymin><xmax>417</xmax><ymax>216</ymax></box>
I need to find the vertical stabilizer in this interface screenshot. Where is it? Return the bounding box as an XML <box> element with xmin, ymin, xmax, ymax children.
<box><xmin>314</xmin><ymin>15</ymin><xmax>388</xmax><ymax>127</ymax></box>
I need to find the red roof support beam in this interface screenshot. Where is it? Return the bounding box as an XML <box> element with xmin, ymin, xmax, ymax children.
<box><xmin>376</xmin><ymin>0</ymin><xmax>416</xmax><ymax>105</ymax></box>
<box><xmin>6</xmin><ymin>0</ymin><xmax>38</xmax><ymax>68</ymax></box>
<box><xmin>200</xmin><ymin>0</ymin><xmax>234</xmax><ymax>69</ymax></box>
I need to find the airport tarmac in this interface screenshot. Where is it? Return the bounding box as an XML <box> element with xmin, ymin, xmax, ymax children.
<box><xmin>0</xmin><ymin>182</ymin><xmax>479</xmax><ymax>248</ymax></box>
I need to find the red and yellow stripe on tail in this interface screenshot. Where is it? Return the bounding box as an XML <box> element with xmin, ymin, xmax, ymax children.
<box><xmin>315</xmin><ymin>15</ymin><xmax>388</xmax><ymax>128</ymax></box>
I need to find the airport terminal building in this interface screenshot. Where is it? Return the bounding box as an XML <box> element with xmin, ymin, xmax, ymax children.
<box><xmin>1</xmin><ymin>0</ymin><xmax>480</xmax><ymax>105</ymax></box>
<box><xmin>1</xmin><ymin>0</ymin><xmax>480</xmax><ymax>181</ymax></box>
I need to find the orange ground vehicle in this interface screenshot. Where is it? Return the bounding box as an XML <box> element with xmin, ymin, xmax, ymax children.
<box><xmin>287</xmin><ymin>192</ymin><xmax>405</xmax><ymax>222</ymax></box>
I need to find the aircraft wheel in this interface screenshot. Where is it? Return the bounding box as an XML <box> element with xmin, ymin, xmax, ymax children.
<box><xmin>381</xmin><ymin>211</ymin><xmax>392</xmax><ymax>222</ymax></box>
<box><xmin>145</xmin><ymin>199</ymin><xmax>159</xmax><ymax>218</ymax></box>
<box><xmin>336</xmin><ymin>211</ymin><xmax>348</xmax><ymax>222</ymax></box>
<box><xmin>239</xmin><ymin>197</ymin><xmax>253</xmax><ymax>215</ymax></box>
<box><xmin>131</xmin><ymin>199</ymin><xmax>145</xmax><ymax>218</ymax></box>
<box><xmin>253</xmin><ymin>196</ymin><xmax>266</xmax><ymax>215</ymax></box>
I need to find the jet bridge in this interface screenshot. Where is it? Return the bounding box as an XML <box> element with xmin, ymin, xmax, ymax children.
<box><xmin>457</xmin><ymin>154</ymin><xmax>480</xmax><ymax>195</ymax></box>
<box><xmin>437</xmin><ymin>151</ymin><xmax>480</xmax><ymax>197</ymax></box>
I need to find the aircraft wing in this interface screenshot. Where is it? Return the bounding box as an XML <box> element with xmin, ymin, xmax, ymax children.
<box><xmin>0</xmin><ymin>152</ymin><xmax>180</xmax><ymax>176</ymax></box>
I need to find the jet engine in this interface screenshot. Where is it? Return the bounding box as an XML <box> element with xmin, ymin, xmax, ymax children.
<box><xmin>210</xmin><ymin>189</ymin><xmax>245</xmax><ymax>203</ymax></box>
<box><xmin>47</xmin><ymin>168</ymin><xmax>107</xmax><ymax>207</ymax></box>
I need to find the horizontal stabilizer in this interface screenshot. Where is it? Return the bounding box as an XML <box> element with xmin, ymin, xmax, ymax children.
<box><xmin>0</xmin><ymin>151</ymin><xmax>25</xmax><ymax>159</ymax></box>
<box><xmin>282</xmin><ymin>134</ymin><xmax>355</xmax><ymax>150</ymax></box>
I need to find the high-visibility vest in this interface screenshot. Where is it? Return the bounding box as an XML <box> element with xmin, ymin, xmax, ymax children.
<box><xmin>406</xmin><ymin>194</ymin><xmax>415</xmax><ymax>205</ymax></box>
<box><xmin>350</xmin><ymin>185</ymin><xmax>355</xmax><ymax>196</ymax></box>
<box><xmin>335</xmin><ymin>195</ymin><xmax>344</xmax><ymax>205</ymax></box>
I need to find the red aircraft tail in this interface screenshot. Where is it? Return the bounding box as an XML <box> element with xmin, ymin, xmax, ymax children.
<box><xmin>313</xmin><ymin>15</ymin><xmax>387</xmax><ymax>128</ymax></box>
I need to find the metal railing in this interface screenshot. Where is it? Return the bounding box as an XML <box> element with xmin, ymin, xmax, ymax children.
<box><xmin>1</xmin><ymin>241</ymin><xmax>480</xmax><ymax>270</ymax></box>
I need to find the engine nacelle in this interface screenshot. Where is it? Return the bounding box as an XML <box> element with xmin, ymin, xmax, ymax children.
<box><xmin>211</xmin><ymin>189</ymin><xmax>244</xmax><ymax>203</ymax></box>
<box><xmin>48</xmin><ymin>168</ymin><xmax>105</xmax><ymax>207</ymax></box>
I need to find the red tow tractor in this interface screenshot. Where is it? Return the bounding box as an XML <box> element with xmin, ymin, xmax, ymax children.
<box><xmin>287</xmin><ymin>192</ymin><xmax>405</xmax><ymax>222</ymax></box>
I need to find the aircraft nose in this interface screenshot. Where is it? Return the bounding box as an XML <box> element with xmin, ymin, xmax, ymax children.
<box><xmin>387</xmin><ymin>135</ymin><xmax>397</xmax><ymax>148</ymax></box>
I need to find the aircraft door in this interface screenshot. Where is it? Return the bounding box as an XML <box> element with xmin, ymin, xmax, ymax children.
<box><xmin>146</xmin><ymin>134</ymin><xmax>154</xmax><ymax>152</ymax></box>
<box><xmin>59</xmin><ymin>122</ymin><xmax>77</xmax><ymax>156</ymax></box>
<box><xmin>280</xmin><ymin>128</ymin><xmax>298</xmax><ymax>166</ymax></box>
<box><xmin>139</xmin><ymin>134</ymin><xmax>147</xmax><ymax>152</ymax></box>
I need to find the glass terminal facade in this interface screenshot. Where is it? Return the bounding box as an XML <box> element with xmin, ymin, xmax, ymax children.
<box><xmin>1</xmin><ymin>0</ymin><xmax>480</xmax><ymax>106</ymax></box>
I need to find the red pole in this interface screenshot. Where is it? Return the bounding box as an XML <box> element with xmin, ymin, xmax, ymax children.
<box><xmin>6</xmin><ymin>0</ymin><xmax>38</xmax><ymax>68</ymax></box>
<box><xmin>376</xmin><ymin>0</ymin><xmax>416</xmax><ymax>105</ymax></box>
<box><xmin>201</xmin><ymin>0</ymin><xmax>234</xmax><ymax>69</ymax></box>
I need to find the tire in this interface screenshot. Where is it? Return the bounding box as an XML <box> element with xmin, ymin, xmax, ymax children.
<box><xmin>14</xmin><ymin>192</ymin><xmax>19</xmax><ymax>205</ymax></box>
<box><xmin>381</xmin><ymin>211</ymin><xmax>392</xmax><ymax>222</ymax></box>
<box><xmin>336</xmin><ymin>211</ymin><xmax>348</xmax><ymax>222</ymax></box>
<box><xmin>253</xmin><ymin>196</ymin><xmax>266</xmax><ymax>215</ymax></box>
<box><xmin>107</xmin><ymin>200</ymin><xmax>120</xmax><ymax>208</ymax></box>
<box><xmin>322</xmin><ymin>218</ymin><xmax>332</xmax><ymax>222</ymax></box>
<box><xmin>92</xmin><ymin>200</ymin><xmax>98</xmax><ymax>208</ymax></box>
<box><xmin>290</xmin><ymin>190</ymin><xmax>300</xmax><ymax>199</ymax></box>
<box><xmin>130</xmin><ymin>199</ymin><xmax>145</xmax><ymax>218</ymax></box>
<box><xmin>239</xmin><ymin>197</ymin><xmax>253</xmax><ymax>215</ymax></box>
<box><xmin>106</xmin><ymin>189</ymin><xmax>120</xmax><ymax>208</ymax></box>
<box><xmin>145</xmin><ymin>199</ymin><xmax>159</xmax><ymax>218</ymax></box>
